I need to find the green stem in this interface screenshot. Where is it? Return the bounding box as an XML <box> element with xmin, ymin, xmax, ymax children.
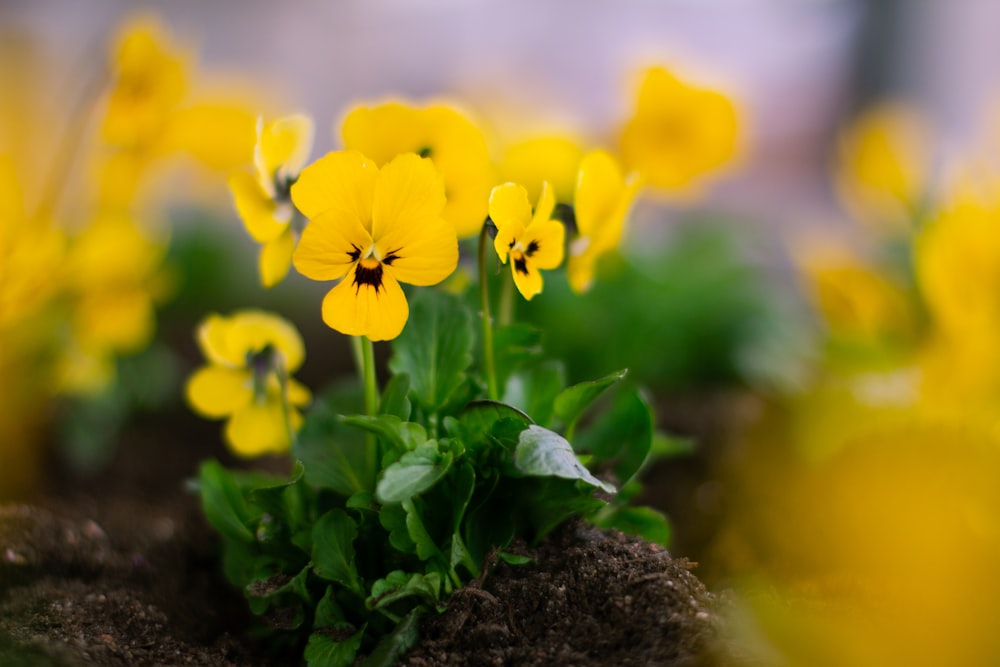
<box><xmin>478</xmin><ymin>225</ymin><xmax>500</xmax><ymax>400</ymax></box>
<box><xmin>498</xmin><ymin>270</ymin><xmax>515</xmax><ymax>327</ymax></box>
<box><xmin>361</xmin><ymin>335</ymin><xmax>378</xmax><ymax>419</ymax></box>
<box><xmin>275</xmin><ymin>362</ymin><xmax>297</xmax><ymax>451</ymax></box>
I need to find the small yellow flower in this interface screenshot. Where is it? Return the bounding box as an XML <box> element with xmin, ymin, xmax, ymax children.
<box><xmin>835</xmin><ymin>102</ymin><xmax>929</xmax><ymax>232</ymax></box>
<box><xmin>186</xmin><ymin>310</ymin><xmax>310</xmax><ymax>457</ymax></box>
<box><xmin>229</xmin><ymin>114</ymin><xmax>315</xmax><ymax>287</ymax></box>
<box><xmin>619</xmin><ymin>66</ymin><xmax>738</xmax><ymax>191</ymax></box>
<box><xmin>489</xmin><ymin>182</ymin><xmax>565</xmax><ymax>300</ymax></box>
<box><xmin>341</xmin><ymin>101</ymin><xmax>494</xmax><ymax>238</ymax></box>
<box><xmin>291</xmin><ymin>151</ymin><xmax>458</xmax><ymax>341</ymax></box>
<box><xmin>568</xmin><ymin>150</ymin><xmax>642</xmax><ymax>293</ymax></box>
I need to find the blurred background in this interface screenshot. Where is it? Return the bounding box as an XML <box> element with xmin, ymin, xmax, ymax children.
<box><xmin>5</xmin><ymin>1</ymin><xmax>1000</xmax><ymax>664</ymax></box>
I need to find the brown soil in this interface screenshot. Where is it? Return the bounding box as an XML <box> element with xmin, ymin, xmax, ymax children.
<box><xmin>0</xmin><ymin>412</ymin><xmax>723</xmax><ymax>666</ymax></box>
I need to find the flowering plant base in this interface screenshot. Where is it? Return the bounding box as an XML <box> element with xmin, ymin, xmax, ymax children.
<box><xmin>0</xmin><ymin>425</ymin><xmax>718</xmax><ymax>666</ymax></box>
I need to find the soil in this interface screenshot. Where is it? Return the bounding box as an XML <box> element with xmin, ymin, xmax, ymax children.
<box><xmin>0</xmin><ymin>407</ymin><xmax>725</xmax><ymax>666</ymax></box>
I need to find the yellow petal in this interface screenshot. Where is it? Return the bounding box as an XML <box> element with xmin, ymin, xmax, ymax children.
<box><xmin>489</xmin><ymin>183</ymin><xmax>533</xmax><ymax>229</ymax></box>
<box><xmin>341</xmin><ymin>102</ymin><xmax>426</xmax><ymax>166</ymax></box>
<box><xmin>575</xmin><ymin>150</ymin><xmax>625</xmax><ymax>237</ymax></box>
<box><xmin>291</xmin><ymin>150</ymin><xmax>378</xmax><ymax>223</ymax></box>
<box><xmin>229</xmin><ymin>171</ymin><xmax>288</xmax><ymax>243</ymax></box>
<box><xmin>186</xmin><ymin>366</ymin><xmax>252</xmax><ymax>418</ymax></box>
<box><xmin>499</xmin><ymin>136</ymin><xmax>583</xmax><ymax>205</ymax></box>
<box><xmin>493</xmin><ymin>223</ymin><xmax>518</xmax><ymax>264</ymax></box>
<box><xmin>293</xmin><ymin>209</ymin><xmax>372</xmax><ymax>282</ymax></box>
<box><xmin>255</xmin><ymin>113</ymin><xmax>314</xmax><ymax>184</ymax></box>
<box><xmin>196</xmin><ymin>314</ymin><xmax>242</xmax><ymax>367</ymax></box>
<box><xmin>224</xmin><ymin>310</ymin><xmax>306</xmax><ymax>372</ymax></box>
<box><xmin>511</xmin><ymin>257</ymin><xmax>544</xmax><ymax>301</ymax></box>
<box><xmin>321</xmin><ymin>262</ymin><xmax>409</xmax><ymax>341</ymax></box>
<box><xmin>371</xmin><ymin>153</ymin><xmax>446</xmax><ymax>240</ymax></box>
<box><xmin>567</xmin><ymin>245</ymin><xmax>599</xmax><ymax>294</ymax></box>
<box><xmin>531</xmin><ymin>181</ymin><xmax>557</xmax><ymax>227</ymax></box>
<box><xmin>522</xmin><ymin>218</ymin><xmax>565</xmax><ymax>271</ymax></box>
<box><xmin>370</xmin><ymin>154</ymin><xmax>456</xmax><ymax>286</ymax></box>
<box><xmin>260</xmin><ymin>228</ymin><xmax>296</xmax><ymax>288</ymax></box>
<box><xmin>224</xmin><ymin>398</ymin><xmax>296</xmax><ymax>457</ymax></box>
<box><xmin>162</xmin><ymin>103</ymin><xmax>256</xmax><ymax>170</ymax></box>
<box><xmin>287</xmin><ymin>378</ymin><xmax>312</xmax><ymax>407</ymax></box>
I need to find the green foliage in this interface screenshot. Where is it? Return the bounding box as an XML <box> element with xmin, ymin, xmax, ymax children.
<box><xmin>198</xmin><ymin>271</ymin><xmax>683</xmax><ymax>664</ymax></box>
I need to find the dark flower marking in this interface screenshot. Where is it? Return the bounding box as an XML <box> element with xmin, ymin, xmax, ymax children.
<box><xmin>348</xmin><ymin>244</ymin><xmax>363</xmax><ymax>262</ymax></box>
<box><xmin>382</xmin><ymin>248</ymin><xmax>402</xmax><ymax>265</ymax></box>
<box><xmin>513</xmin><ymin>255</ymin><xmax>529</xmax><ymax>276</ymax></box>
<box><xmin>353</xmin><ymin>262</ymin><xmax>384</xmax><ymax>295</ymax></box>
<box><xmin>525</xmin><ymin>240</ymin><xmax>539</xmax><ymax>256</ymax></box>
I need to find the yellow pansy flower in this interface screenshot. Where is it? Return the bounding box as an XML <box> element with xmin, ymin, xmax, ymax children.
<box><xmin>567</xmin><ymin>150</ymin><xmax>642</xmax><ymax>293</ymax></box>
<box><xmin>490</xmin><ymin>181</ymin><xmax>565</xmax><ymax>300</ymax></box>
<box><xmin>229</xmin><ymin>114</ymin><xmax>314</xmax><ymax>287</ymax></box>
<box><xmin>341</xmin><ymin>101</ymin><xmax>494</xmax><ymax>238</ymax></box>
<box><xmin>291</xmin><ymin>151</ymin><xmax>458</xmax><ymax>341</ymax></box>
<box><xmin>835</xmin><ymin>102</ymin><xmax>929</xmax><ymax>232</ymax></box>
<box><xmin>498</xmin><ymin>136</ymin><xmax>583</xmax><ymax>205</ymax></box>
<box><xmin>619</xmin><ymin>66</ymin><xmax>738</xmax><ymax>192</ymax></box>
<box><xmin>186</xmin><ymin>310</ymin><xmax>311</xmax><ymax>457</ymax></box>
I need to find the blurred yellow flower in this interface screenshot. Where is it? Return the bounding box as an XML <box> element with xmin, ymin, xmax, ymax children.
<box><xmin>341</xmin><ymin>101</ymin><xmax>494</xmax><ymax>238</ymax></box>
<box><xmin>498</xmin><ymin>136</ymin><xmax>583</xmax><ymax>205</ymax></box>
<box><xmin>568</xmin><ymin>150</ymin><xmax>642</xmax><ymax>293</ymax></box>
<box><xmin>230</xmin><ymin>114</ymin><xmax>314</xmax><ymax>287</ymax></box>
<box><xmin>619</xmin><ymin>66</ymin><xmax>738</xmax><ymax>192</ymax></box>
<box><xmin>186</xmin><ymin>310</ymin><xmax>310</xmax><ymax>457</ymax></box>
<box><xmin>292</xmin><ymin>151</ymin><xmax>458</xmax><ymax>341</ymax></box>
<box><xmin>835</xmin><ymin>102</ymin><xmax>930</xmax><ymax>232</ymax></box>
<box><xmin>490</xmin><ymin>181</ymin><xmax>565</xmax><ymax>300</ymax></box>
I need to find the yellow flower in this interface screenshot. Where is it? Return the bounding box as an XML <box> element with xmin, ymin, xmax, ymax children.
<box><xmin>291</xmin><ymin>151</ymin><xmax>458</xmax><ymax>341</ymax></box>
<box><xmin>567</xmin><ymin>150</ymin><xmax>642</xmax><ymax>293</ymax></box>
<box><xmin>186</xmin><ymin>310</ymin><xmax>310</xmax><ymax>457</ymax></box>
<box><xmin>835</xmin><ymin>102</ymin><xmax>929</xmax><ymax>232</ymax></box>
<box><xmin>229</xmin><ymin>114</ymin><xmax>314</xmax><ymax>287</ymax></box>
<box><xmin>619</xmin><ymin>66</ymin><xmax>738</xmax><ymax>191</ymax></box>
<box><xmin>489</xmin><ymin>182</ymin><xmax>565</xmax><ymax>300</ymax></box>
<box><xmin>341</xmin><ymin>101</ymin><xmax>494</xmax><ymax>238</ymax></box>
<box><xmin>498</xmin><ymin>136</ymin><xmax>583</xmax><ymax>205</ymax></box>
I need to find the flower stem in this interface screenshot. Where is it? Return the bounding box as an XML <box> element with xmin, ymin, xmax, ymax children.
<box><xmin>360</xmin><ymin>335</ymin><xmax>379</xmax><ymax>487</ymax></box>
<box><xmin>498</xmin><ymin>270</ymin><xmax>515</xmax><ymax>327</ymax></box>
<box><xmin>478</xmin><ymin>224</ymin><xmax>500</xmax><ymax>400</ymax></box>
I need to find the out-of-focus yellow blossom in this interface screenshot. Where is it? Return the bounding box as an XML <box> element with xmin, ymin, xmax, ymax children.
<box><xmin>619</xmin><ymin>66</ymin><xmax>738</xmax><ymax>192</ymax></box>
<box><xmin>230</xmin><ymin>114</ymin><xmax>314</xmax><ymax>287</ymax></box>
<box><xmin>795</xmin><ymin>240</ymin><xmax>914</xmax><ymax>346</ymax></box>
<box><xmin>835</xmin><ymin>103</ymin><xmax>930</xmax><ymax>232</ymax></box>
<box><xmin>0</xmin><ymin>157</ymin><xmax>65</xmax><ymax>330</ymax></box>
<box><xmin>567</xmin><ymin>150</ymin><xmax>642</xmax><ymax>294</ymax></box>
<box><xmin>498</xmin><ymin>136</ymin><xmax>583</xmax><ymax>205</ymax></box>
<box><xmin>341</xmin><ymin>101</ymin><xmax>494</xmax><ymax>238</ymax></box>
<box><xmin>186</xmin><ymin>310</ymin><xmax>310</xmax><ymax>457</ymax></box>
<box><xmin>292</xmin><ymin>151</ymin><xmax>458</xmax><ymax>341</ymax></box>
<box><xmin>55</xmin><ymin>216</ymin><xmax>170</xmax><ymax>395</ymax></box>
<box><xmin>490</xmin><ymin>181</ymin><xmax>565</xmax><ymax>300</ymax></box>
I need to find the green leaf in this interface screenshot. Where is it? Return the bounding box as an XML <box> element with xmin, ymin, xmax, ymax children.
<box><xmin>592</xmin><ymin>505</ymin><xmax>672</xmax><ymax>547</ymax></box>
<box><xmin>358</xmin><ymin>609</ymin><xmax>425</xmax><ymax>667</ymax></box>
<box><xmin>198</xmin><ymin>459</ymin><xmax>256</xmax><ymax>543</ymax></box>
<box><xmin>389</xmin><ymin>289</ymin><xmax>474</xmax><ymax>413</ymax></box>
<box><xmin>379</xmin><ymin>373</ymin><xmax>412</xmax><ymax>420</ymax></box>
<box><xmin>304</xmin><ymin>625</ymin><xmax>365</xmax><ymax>667</ymax></box>
<box><xmin>503</xmin><ymin>360</ymin><xmax>566</xmax><ymax>429</ymax></box>
<box><xmin>314</xmin><ymin>585</ymin><xmax>347</xmax><ymax>628</ymax></box>
<box><xmin>574</xmin><ymin>387</ymin><xmax>654</xmax><ymax>486</ymax></box>
<box><xmin>553</xmin><ymin>369</ymin><xmax>628</xmax><ymax>432</ymax></box>
<box><xmin>376</xmin><ymin>442</ymin><xmax>455</xmax><ymax>504</ymax></box>
<box><xmin>340</xmin><ymin>414</ymin><xmax>427</xmax><ymax>453</ymax></box>
<box><xmin>245</xmin><ymin>565</ymin><xmax>312</xmax><ymax>626</ymax></box>
<box><xmin>403</xmin><ymin>498</ymin><xmax>441</xmax><ymax>561</ymax></box>
<box><xmin>379</xmin><ymin>505</ymin><xmax>416</xmax><ymax>555</ymax></box>
<box><xmin>498</xmin><ymin>552</ymin><xmax>534</xmax><ymax>566</ymax></box>
<box><xmin>366</xmin><ymin>570</ymin><xmax>442</xmax><ymax>610</ymax></box>
<box><xmin>451</xmin><ymin>400</ymin><xmax>532</xmax><ymax>447</ymax></box>
<box><xmin>248</xmin><ymin>460</ymin><xmax>305</xmax><ymax>519</ymax></box>
<box><xmin>514</xmin><ymin>425</ymin><xmax>616</xmax><ymax>493</ymax></box>
<box><xmin>650</xmin><ymin>432</ymin><xmax>695</xmax><ymax>459</ymax></box>
<box><xmin>493</xmin><ymin>322</ymin><xmax>543</xmax><ymax>390</ymax></box>
<box><xmin>312</xmin><ymin>510</ymin><xmax>362</xmax><ymax>594</ymax></box>
<box><xmin>296</xmin><ymin>397</ymin><xmax>373</xmax><ymax>495</ymax></box>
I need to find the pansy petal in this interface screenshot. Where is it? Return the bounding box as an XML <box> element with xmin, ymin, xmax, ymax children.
<box><xmin>321</xmin><ymin>264</ymin><xmax>409</xmax><ymax>341</ymax></box>
<box><xmin>225</xmin><ymin>399</ymin><xmax>293</xmax><ymax>457</ymax></box>
<box><xmin>260</xmin><ymin>228</ymin><xmax>296</xmax><ymax>288</ymax></box>
<box><xmin>196</xmin><ymin>314</ymin><xmax>243</xmax><ymax>367</ymax></box>
<box><xmin>186</xmin><ymin>366</ymin><xmax>252</xmax><ymax>418</ymax></box>
<box><xmin>575</xmin><ymin>150</ymin><xmax>624</xmax><ymax>237</ymax></box>
<box><xmin>341</xmin><ymin>102</ymin><xmax>427</xmax><ymax>166</ymax></box>
<box><xmin>523</xmin><ymin>218</ymin><xmax>566</xmax><ymax>270</ymax></box>
<box><xmin>291</xmin><ymin>150</ymin><xmax>378</xmax><ymax>224</ymax></box>
<box><xmin>531</xmin><ymin>181</ymin><xmax>557</xmax><ymax>226</ymax></box>
<box><xmin>293</xmin><ymin>209</ymin><xmax>372</xmax><ymax>281</ymax></box>
<box><xmin>371</xmin><ymin>153</ymin><xmax>447</xmax><ymax>242</ymax></box>
<box><xmin>378</xmin><ymin>218</ymin><xmax>457</xmax><ymax>286</ymax></box>
<box><xmin>255</xmin><ymin>114</ymin><xmax>314</xmax><ymax>183</ymax></box>
<box><xmin>229</xmin><ymin>171</ymin><xmax>288</xmax><ymax>243</ymax></box>
<box><xmin>286</xmin><ymin>378</ymin><xmax>312</xmax><ymax>407</ymax></box>
<box><xmin>225</xmin><ymin>310</ymin><xmax>306</xmax><ymax>372</ymax></box>
<box><xmin>511</xmin><ymin>259</ymin><xmax>544</xmax><ymax>301</ymax></box>
<box><xmin>489</xmin><ymin>183</ymin><xmax>533</xmax><ymax>229</ymax></box>
<box><xmin>493</xmin><ymin>223</ymin><xmax>519</xmax><ymax>264</ymax></box>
